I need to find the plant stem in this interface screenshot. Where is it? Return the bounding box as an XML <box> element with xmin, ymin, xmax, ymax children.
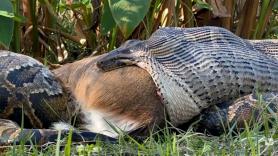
<box><xmin>12</xmin><ymin>0</ymin><xmax>21</xmax><ymax>52</ymax></box>
<box><xmin>181</xmin><ymin>0</ymin><xmax>194</xmax><ymax>27</ymax></box>
<box><xmin>253</xmin><ymin>0</ymin><xmax>275</xmax><ymax>39</ymax></box>
<box><xmin>235</xmin><ymin>0</ymin><xmax>260</xmax><ymax>39</ymax></box>
<box><xmin>29</xmin><ymin>0</ymin><xmax>39</xmax><ymax>57</ymax></box>
<box><xmin>108</xmin><ymin>27</ymin><xmax>117</xmax><ymax>51</ymax></box>
<box><xmin>221</xmin><ymin>0</ymin><xmax>234</xmax><ymax>30</ymax></box>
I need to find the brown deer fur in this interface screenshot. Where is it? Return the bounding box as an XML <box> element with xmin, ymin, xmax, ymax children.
<box><xmin>53</xmin><ymin>55</ymin><xmax>165</xmax><ymax>137</ymax></box>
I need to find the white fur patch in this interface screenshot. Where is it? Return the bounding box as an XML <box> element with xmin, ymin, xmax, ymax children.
<box><xmin>82</xmin><ymin>109</ymin><xmax>141</xmax><ymax>138</ymax></box>
<box><xmin>52</xmin><ymin>122</ymin><xmax>75</xmax><ymax>131</ymax></box>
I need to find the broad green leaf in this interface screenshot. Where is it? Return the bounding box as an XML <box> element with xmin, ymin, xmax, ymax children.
<box><xmin>108</xmin><ymin>0</ymin><xmax>151</xmax><ymax>38</ymax></box>
<box><xmin>100</xmin><ymin>0</ymin><xmax>116</xmax><ymax>35</ymax></box>
<box><xmin>0</xmin><ymin>0</ymin><xmax>14</xmax><ymax>48</ymax></box>
<box><xmin>0</xmin><ymin>10</ymin><xmax>26</xmax><ymax>22</ymax></box>
<box><xmin>0</xmin><ymin>10</ymin><xmax>14</xmax><ymax>18</ymax></box>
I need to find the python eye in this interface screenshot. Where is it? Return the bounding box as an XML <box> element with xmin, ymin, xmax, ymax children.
<box><xmin>96</xmin><ymin>61</ymin><xmax>105</xmax><ymax>69</ymax></box>
<box><xmin>97</xmin><ymin>61</ymin><xmax>102</xmax><ymax>65</ymax></box>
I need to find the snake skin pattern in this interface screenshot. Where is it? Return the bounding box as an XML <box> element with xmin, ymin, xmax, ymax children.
<box><xmin>0</xmin><ymin>119</ymin><xmax>116</xmax><ymax>146</ymax></box>
<box><xmin>0</xmin><ymin>51</ymin><xmax>78</xmax><ymax>128</ymax></box>
<box><xmin>97</xmin><ymin>26</ymin><xmax>278</xmax><ymax>126</ymax></box>
<box><xmin>0</xmin><ymin>51</ymin><xmax>118</xmax><ymax>145</ymax></box>
<box><xmin>192</xmin><ymin>92</ymin><xmax>278</xmax><ymax>135</ymax></box>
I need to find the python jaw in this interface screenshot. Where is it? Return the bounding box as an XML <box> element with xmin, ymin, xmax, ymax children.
<box><xmin>97</xmin><ymin>40</ymin><xmax>148</xmax><ymax>72</ymax></box>
<box><xmin>97</xmin><ymin>49</ymin><xmax>137</xmax><ymax>71</ymax></box>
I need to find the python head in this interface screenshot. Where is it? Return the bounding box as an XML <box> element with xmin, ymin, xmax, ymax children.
<box><xmin>97</xmin><ymin>40</ymin><xmax>147</xmax><ymax>71</ymax></box>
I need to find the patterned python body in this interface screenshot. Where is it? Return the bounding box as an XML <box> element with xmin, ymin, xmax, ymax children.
<box><xmin>0</xmin><ymin>51</ymin><xmax>77</xmax><ymax>128</ymax></box>
<box><xmin>97</xmin><ymin>26</ymin><xmax>278</xmax><ymax>126</ymax></box>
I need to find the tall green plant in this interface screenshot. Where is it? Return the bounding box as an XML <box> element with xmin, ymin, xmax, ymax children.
<box><xmin>253</xmin><ymin>0</ymin><xmax>276</xmax><ymax>39</ymax></box>
<box><xmin>0</xmin><ymin>0</ymin><xmax>14</xmax><ymax>49</ymax></box>
<box><xmin>11</xmin><ymin>0</ymin><xmax>21</xmax><ymax>52</ymax></box>
<box><xmin>29</xmin><ymin>0</ymin><xmax>39</xmax><ymax>56</ymax></box>
<box><xmin>101</xmin><ymin>0</ymin><xmax>151</xmax><ymax>39</ymax></box>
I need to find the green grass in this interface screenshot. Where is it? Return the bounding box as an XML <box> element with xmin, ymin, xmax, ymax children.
<box><xmin>2</xmin><ymin>98</ymin><xmax>278</xmax><ymax>155</ymax></box>
<box><xmin>3</xmin><ymin>129</ymin><xmax>278</xmax><ymax>155</ymax></box>
<box><xmin>2</xmin><ymin>122</ymin><xmax>278</xmax><ymax>155</ymax></box>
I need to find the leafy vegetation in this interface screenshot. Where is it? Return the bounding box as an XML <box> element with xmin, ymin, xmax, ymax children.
<box><xmin>0</xmin><ymin>0</ymin><xmax>14</xmax><ymax>49</ymax></box>
<box><xmin>0</xmin><ymin>0</ymin><xmax>278</xmax><ymax>155</ymax></box>
<box><xmin>0</xmin><ymin>0</ymin><xmax>277</xmax><ymax>63</ymax></box>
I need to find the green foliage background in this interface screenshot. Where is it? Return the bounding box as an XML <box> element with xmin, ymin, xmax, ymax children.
<box><xmin>0</xmin><ymin>0</ymin><xmax>277</xmax><ymax>64</ymax></box>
